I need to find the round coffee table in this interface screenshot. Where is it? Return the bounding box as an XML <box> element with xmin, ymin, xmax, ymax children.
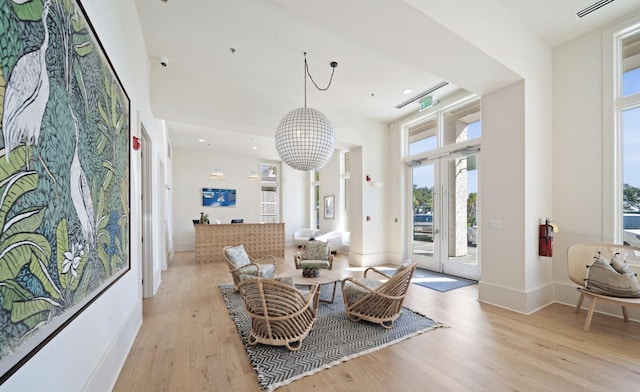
<box><xmin>290</xmin><ymin>269</ymin><xmax>342</xmax><ymax>303</ymax></box>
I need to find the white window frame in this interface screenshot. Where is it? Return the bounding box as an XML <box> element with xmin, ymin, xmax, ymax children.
<box><xmin>603</xmin><ymin>16</ymin><xmax>640</xmax><ymax>243</ymax></box>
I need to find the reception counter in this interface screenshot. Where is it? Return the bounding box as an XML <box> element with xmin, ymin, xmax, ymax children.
<box><xmin>194</xmin><ymin>223</ymin><xmax>285</xmax><ymax>263</ymax></box>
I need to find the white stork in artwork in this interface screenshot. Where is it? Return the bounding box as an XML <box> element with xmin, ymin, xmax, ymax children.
<box><xmin>69</xmin><ymin>107</ymin><xmax>95</xmax><ymax>246</ymax></box>
<box><xmin>2</xmin><ymin>0</ymin><xmax>53</xmax><ymax>161</ymax></box>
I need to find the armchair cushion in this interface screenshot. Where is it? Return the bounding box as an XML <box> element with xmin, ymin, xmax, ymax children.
<box><xmin>585</xmin><ymin>253</ymin><xmax>640</xmax><ymax>297</ymax></box>
<box><xmin>225</xmin><ymin>244</ymin><xmax>251</xmax><ymax>268</ymax></box>
<box><xmin>299</xmin><ymin>260</ymin><xmax>331</xmax><ymax>270</ymax></box>
<box><xmin>240</xmin><ymin>274</ymin><xmax>292</xmax><ymax>286</ymax></box>
<box><xmin>343</xmin><ymin>278</ymin><xmax>384</xmax><ymax>305</ymax></box>
<box><xmin>306</xmin><ymin>240</ymin><xmax>329</xmax><ymax>260</ymax></box>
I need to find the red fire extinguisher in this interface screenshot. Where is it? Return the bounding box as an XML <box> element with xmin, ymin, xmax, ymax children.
<box><xmin>539</xmin><ymin>218</ymin><xmax>554</xmax><ymax>257</ymax></box>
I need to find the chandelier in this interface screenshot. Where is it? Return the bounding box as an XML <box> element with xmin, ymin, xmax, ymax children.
<box><xmin>275</xmin><ymin>53</ymin><xmax>338</xmax><ymax>171</ymax></box>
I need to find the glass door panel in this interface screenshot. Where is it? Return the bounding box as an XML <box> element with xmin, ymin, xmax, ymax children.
<box><xmin>442</xmin><ymin>152</ymin><xmax>480</xmax><ymax>280</ymax></box>
<box><xmin>410</xmin><ymin>163</ymin><xmax>440</xmax><ymax>271</ymax></box>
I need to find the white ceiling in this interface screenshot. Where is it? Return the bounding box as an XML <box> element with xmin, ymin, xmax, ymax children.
<box><xmin>134</xmin><ymin>0</ymin><xmax>640</xmax><ymax>161</ymax></box>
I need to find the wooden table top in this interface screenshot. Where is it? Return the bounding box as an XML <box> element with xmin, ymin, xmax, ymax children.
<box><xmin>278</xmin><ymin>263</ymin><xmax>341</xmax><ymax>285</ymax></box>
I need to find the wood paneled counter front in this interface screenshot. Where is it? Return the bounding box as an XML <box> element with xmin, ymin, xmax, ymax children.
<box><xmin>194</xmin><ymin>223</ymin><xmax>285</xmax><ymax>263</ymax></box>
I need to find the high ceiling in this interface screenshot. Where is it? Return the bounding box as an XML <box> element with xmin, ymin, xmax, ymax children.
<box><xmin>134</xmin><ymin>0</ymin><xmax>640</xmax><ymax>160</ymax></box>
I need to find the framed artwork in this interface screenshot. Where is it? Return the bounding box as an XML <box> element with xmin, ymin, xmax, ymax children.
<box><xmin>324</xmin><ymin>195</ymin><xmax>335</xmax><ymax>219</ymax></box>
<box><xmin>0</xmin><ymin>0</ymin><xmax>130</xmax><ymax>383</ymax></box>
<box><xmin>202</xmin><ymin>188</ymin><xmax>237</xmax><ymax>207</ymax></box>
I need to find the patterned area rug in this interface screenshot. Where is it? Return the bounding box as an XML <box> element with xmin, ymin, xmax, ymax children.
<box><xmin>220</xmin><ymin>284</ymin><xmax>443</xmax><ymax>391</ymax></box>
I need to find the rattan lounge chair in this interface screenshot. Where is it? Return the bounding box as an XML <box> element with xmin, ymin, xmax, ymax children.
<box><xmin>341</xmin><ymin>260</ymin><xmax>417</xmax><ymax>329</ymax></box>
<box><xmin>294</xmin><ymin>240</ymin><xmax>334</xmax><ymax>270</ymax></box>
<box><xmin>223</xmin><ymin>244</ymin><xmax>277</xmax><ymax>289</ymax></box>
<box><xmin>237</xmin><ymin>277</ymin><xmax>319</xmax><ymax>351</ymax></box>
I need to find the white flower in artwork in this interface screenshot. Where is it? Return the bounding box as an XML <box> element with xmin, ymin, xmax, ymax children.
<box><xmin>62</xmin><ymin>243</ymin><xmax>83</xmax><ymax>279</ymax></box>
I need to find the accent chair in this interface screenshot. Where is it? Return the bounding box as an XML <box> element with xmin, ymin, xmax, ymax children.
<box><xmin>237</xmin><ymin>277</ymin><xmax>319</xmax><ymax>351</ymax></box>
<box><xmin>223</xmin><ymin>244</ymin><xmax>277</xmax><ymax>289</ymax></box>
<box><xmin>341</xmin><ymin>260</ymin><xmax>417</xmax><ymax>329</ymax></box>
<box><xmin>294</xmin><ymin>240</ymin><xmax>334</xmax><ymax>270</ymax></box>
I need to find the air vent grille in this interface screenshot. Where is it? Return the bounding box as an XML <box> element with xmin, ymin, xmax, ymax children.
<box><xmin>576</xmin><ymin>0</ymin><xmax>615</xmax><ymax>19</ymax></box>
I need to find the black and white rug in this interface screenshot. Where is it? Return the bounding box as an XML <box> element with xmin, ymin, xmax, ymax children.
<box><xmin>220</xmin><ymin>284</ymin><xmax>443</xmax><ymax>391</ymax></box>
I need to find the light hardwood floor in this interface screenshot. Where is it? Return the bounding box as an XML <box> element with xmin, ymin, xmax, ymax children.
<box><xmin>113</xmin><ymin>249</ymin><xmax>640</xmax><ymax>391</ymax></box>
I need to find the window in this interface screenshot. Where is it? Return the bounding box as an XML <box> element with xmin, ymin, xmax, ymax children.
<box><xmin>622</xmin><ymin>33</ymin><xmax>640</xmax><ymax>97</ymax></box>
<box><xmin>443</xmin><ymin>100</ymin><xmax>481</xmax><ymax>144</ymax></box>
<box><xmin>342</xmin><ymin>151</ymin><xmax>350</xmax><ymax>232</ymax></box>
<box><xmin>408</xmin><ymin>118</ymin><xmax>437</xmax><ymax>156</ymax></box>
<box><xmin>617</xmin><ymin>28</ymin><xmax>640</xmax><ymax>242</ymax></box>
<box><xmin>260</xmin><ymin>164</ymin><xmax>278</xmax><ymax>223</ymax></box>
<box><xmin>406</xmin><ymin>97</ymin><xmax>481</xmax><ymax>160</ymax></box>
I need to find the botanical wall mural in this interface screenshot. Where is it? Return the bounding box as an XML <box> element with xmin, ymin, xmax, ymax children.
<box><xmin>0</xmin><ymin>0</ymin><xmax>130</xmax><ymax>382</ymax></box>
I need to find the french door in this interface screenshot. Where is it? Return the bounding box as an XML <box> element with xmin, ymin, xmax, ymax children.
<box><xmin>408</xmin><ymin>150</ymin><xmax>480</xmax><ymax>280</ymax></box>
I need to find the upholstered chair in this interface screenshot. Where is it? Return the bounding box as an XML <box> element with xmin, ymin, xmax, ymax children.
<box><xmin>237</xmin><ymin>277</ymin><xmax>319</xmax><ymax>351</ymax></box>
<box><xmin>341</xmin><ymin>260</ymin><xmax>417</xmax><ymax>329</ymax></box>
<box><xmin>223</xmin><ymin>244</ymin><xmax>276</xmax><ymax>289</ymax></box>
<box><xmin>294</xmin><ymin>240</ymin><xmax>334</xmax><ymax>270</ymax></box>
<box><xmin>293</xmin><ymin>228</ymin><xmax>321</xmax><ymax>247</ymax></box>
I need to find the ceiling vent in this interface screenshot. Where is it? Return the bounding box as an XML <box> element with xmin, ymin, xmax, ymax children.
<box><xmin>576</xmin><ymin>0</ymin><xmax>615</xmax><ymax>19</ymax></box>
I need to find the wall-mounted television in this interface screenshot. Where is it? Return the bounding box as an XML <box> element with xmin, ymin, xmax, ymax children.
<box><xmin>202</xmin><ymin>188</ymin><xmax>236</xmax><ymax>207</ymax></box>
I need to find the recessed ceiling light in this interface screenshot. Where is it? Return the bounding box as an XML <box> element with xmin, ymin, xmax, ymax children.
<box><xmin>403</xmin><ymin>88</ymin><xmax>413</xmax><ymax>95</ymax></box>
<box><xmin>198</xmin><ymin>139</ymin><xmax>205</xmax><ymax>142</ymax></box>
<box><xmin>252</xmin><ymin>146</ymin><xmax>258</xmax><ymax>150</ymax></box>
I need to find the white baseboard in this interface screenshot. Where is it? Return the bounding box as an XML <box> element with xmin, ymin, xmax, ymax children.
<box><xmin>83</xmin><ymin>300</ymin><xmax>142</xmax><ymax>392</ymax></box>
<box><xmin>478</xmin><ymin>281</ymin><xmax>554</xmax><ymax>315</ymax></box>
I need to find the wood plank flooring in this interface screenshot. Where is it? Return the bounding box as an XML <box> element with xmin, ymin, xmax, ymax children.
<box><xmin>113</xmin><ymin>249</ymin><xmax>640</xmax><ymax>391</ymax></box>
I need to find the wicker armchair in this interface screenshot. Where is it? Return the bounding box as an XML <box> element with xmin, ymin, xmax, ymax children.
<box><xmin>223</xmin><ymin>244</ymin><xmax>277</xmax><ymax>289</ymax></box>
<box><xmin>237</xmin><ymin>277</ymin><xmax>319</xmax><ymax>351</ymax></box>
<box><xmin>341</xmin><ymin>260</ymin><xmax>417</xmax><ymax>329</ymax></box>
<box><xmin>294</xmin><ymin>240</ymin><xmax>334</xmax><ymax>270</ymax></box>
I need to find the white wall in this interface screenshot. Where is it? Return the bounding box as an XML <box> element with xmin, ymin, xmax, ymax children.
<box><xmin>172</xmin><ymin>148</ymin><xmax>285</xmax><ymax>251</ymax></box>
<box><xmin>552</xmin><ymin>11</ymin><xmax>640</xmax><ymax>321</ymax></box>
<box><xmin>319</xmin><ymin>152</ymin><xmax>342</xmax><ymax>233</ymax></box>
<box><xmin>281</xmin><ymin>165</ymin><xmax>309</xmax><ymax>245</ymax></box>
<box><xmin>0</xmin><ymin>0</ymin><xmax>168</xmax><ymax>390</ymax></box>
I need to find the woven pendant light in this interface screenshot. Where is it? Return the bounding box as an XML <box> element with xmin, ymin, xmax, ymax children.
<box><xmin>275</xmin><ymin>53</ymin><xmax>338</xmax><ymax>171</ymax></box>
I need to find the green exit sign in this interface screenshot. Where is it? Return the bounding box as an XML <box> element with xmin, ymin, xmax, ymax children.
<box><xmin>419</xmin><ymin>95</ymin><xmax>433</xmax><ymax>110</ymax></box>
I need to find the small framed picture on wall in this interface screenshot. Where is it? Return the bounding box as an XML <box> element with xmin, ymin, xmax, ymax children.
<box><xmin>324</xmin><ymin>195</ymin><xmax>335</xmax><ymax>219</ymax></box>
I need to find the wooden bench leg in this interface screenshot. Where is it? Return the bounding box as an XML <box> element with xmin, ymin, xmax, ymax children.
<box><xmin>584</xmin><ymin>296</ymin><xmax>597</xmax><ymax>332</ymax></box>
<box><xmin>575</xmin><ymin>292</ymin><xmax>585</xmax><ymax>313</ymax></box>
<box><xmin>622</xmin><ymin>305</ymin><xmax>629</xmax><ymax>322</ymax></box>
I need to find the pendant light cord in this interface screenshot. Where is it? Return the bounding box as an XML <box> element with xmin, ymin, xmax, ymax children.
<box><xmin>303</xmin><ymin>52</ymin><xmax>337</xmax><ymax>108</ymax></box>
